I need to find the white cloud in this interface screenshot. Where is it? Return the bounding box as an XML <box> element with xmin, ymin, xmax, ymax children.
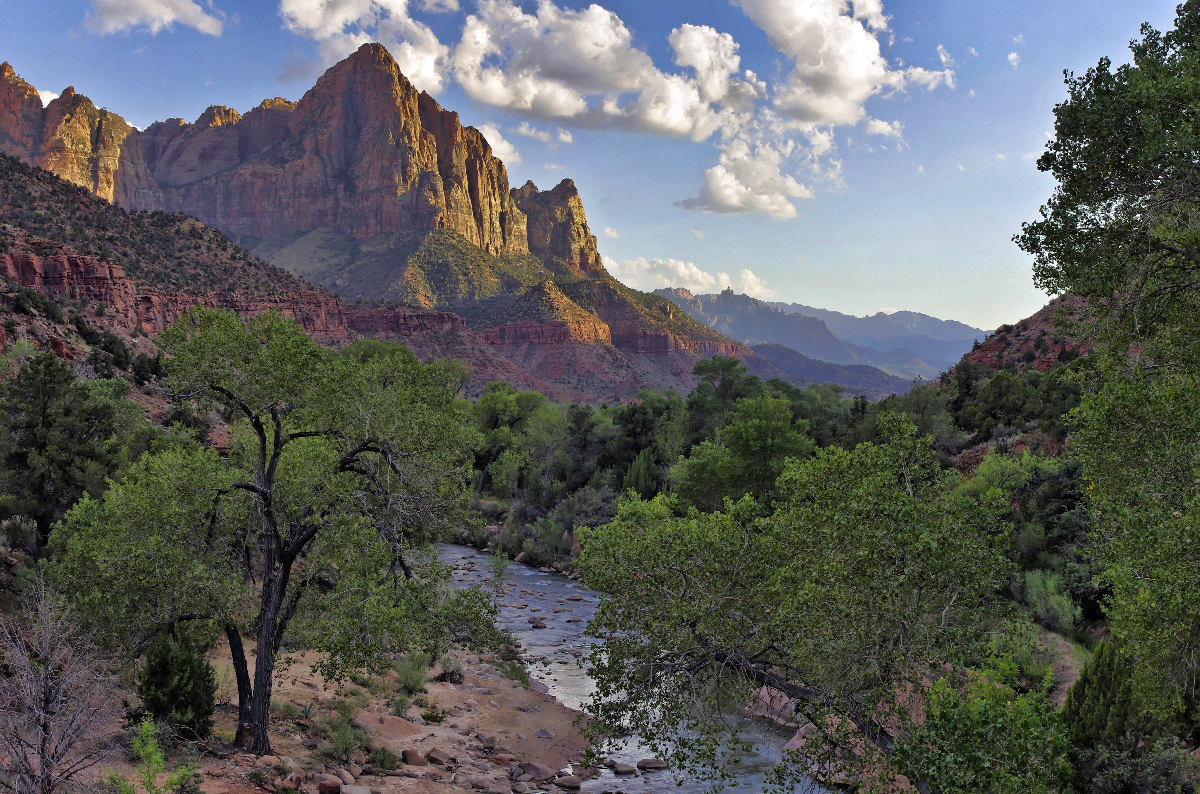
<box><xmin>476</xmin><ymin>123</ymin><xmax>520</xmax><ymax>163</ymax></box>
<box><xmin>419</xmin><ymin>0</ymin><xmax>457</xmax><ymax>10</ymax></box>
<box><xmin>1007</xmin><ymin>51</ymin><xmax>1020</xmax><ymax>68</ymax></box>
<box><xmin>603</xmin><ymin>226</ymin><xmax>619</xmax><ymax>239</ymax></box>
<box><xmin>514</xmin><ymin>121</ymin><xmax>552</xmax><ymax>142</ymax></box>
<box><xmin>1011</xmin><ymin>33</ymin><xmax>1023</xmax><ymax>44</ymax></box>
<box><xmin>865</xmin><ymin>118</ymin><xmax>903</xmax><ymax>137</ymax></box>
<box><xmin>734</xmin><ymin>0</ymin><xmax>953</xmax><ymax>126</ymax></box>
<box><xmin>542</xmin><ymin>163</ymin><xmax>565</xmax><ymax>172</ymax></box>
<box><xmin>607</xmin><ymin>256</ymin><xmax>772</xmax><ymax>297</ymax></box>
<box><xmin>917</xmin><ymin>165</ymin><xmax>923</xmax><ymax>173</ymax></box>
<box><xmin>995</xmin><ymin>153</ymin><xmax>1006</xmax><ymax>161</ymax></box>
<box><xmin>36</xmin><ymin>89</ymin><xmax>59</xmax><ymax>106</ymax></box>
<box><xmin>278</xmin><ymin>0</ymin><xmax>451</xmax><ymax>93</ymax></box>
<box><xmin>679</xmin><ymin>136</ymin><xmax>813</xmax><ymax>219</ymax></box>
<box><xmin>86</xmin><ymin>0</ymin><xmax>224</xmax><ymax>35</ymax></box>
<box><xmin>937</xmin><ymin>44</ymin><xmax>955</xmax><ymax>68</ymax></box>
<box><xmin>691</xmin><ymin>229</ymin><xmax>705</xmax><ymax>238</ymax></box>
<box><xmin>968</xmin><ymin>46</ymin><xmax>978</xmax><ymax>56</ymax></box>
<box><xmin>556</xmin><ymin>128</ymin><xmax>573</xmax><ymax>143</ymax></box>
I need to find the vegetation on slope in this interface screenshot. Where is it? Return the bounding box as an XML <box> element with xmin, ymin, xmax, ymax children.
<box><xmin>0</xmin><ymin>153</ymin><xmax>320</xmax><ymax>299</ymax></box>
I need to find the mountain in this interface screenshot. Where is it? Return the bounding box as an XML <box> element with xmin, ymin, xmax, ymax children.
<box><xmin>0</xmin><ymin>152</ymin><xmax>344</xmax><ymax>338</ymax></box>
<box><xmin>0</xmin><ymin>49</ymin><xmax>765</xmax><ymax>401</ymax></box>
<box><xmin>750</xmin><ymin>344</ymin><xmax>911</xmax><ymax>399</ymax></box>
<box><xmin>957</xmin><ymin>295</ymin><xmax>1088</xmax><ymax>373</ymax></box>
<box><xmin>767</xmin><ymin>300</ymin><xmax>985</xmax><ymax>363</ymax></box>
<box><xmin>655</xmin><ymin>287</ymin><xmax>949</xmax><ymax>380</ymax></box>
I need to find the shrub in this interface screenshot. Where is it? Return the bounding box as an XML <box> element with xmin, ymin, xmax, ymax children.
<box><xmin>12</xmin><ymin>286</ymin><xmax>63</xmax><ymax>323</ymax></box>
<box><xmin>246</xmin><ymin>769</ymin><xmax>270</xmax><ymax>788</ymax></box>
<box><xmin>393</xmin><ymin>653</ymin><xmax>428</xmax><ymax>695</ymax></box>
<box><xmin>1024</xmin><ymin>569</ymin><xmax>1081</xmax><ymax>635</ymax></box>
<box><xmin>420</xmin><ymin>709</ymin><xmax>446</xmax><ymax>723</ymax></box>
<box><xmin>436</xmin><ymin>654</ymin><xmax>465</xmax><ymax>685</ymax></box>
<box><xmin>271</xmin><ymin>700</ymin><xmax>301</xmax><ymax>719</ymax></box>
<box><xmin>136</xmin><ymin>635</ymin><xmax>217</xmax><ymax>740</ymax></box>
<box><xmin>390</xmin><ymin>693</ymin><xmax>410</xmax><ymax>716</ymax></box>
<box><xmin>498</xmin><ymin>660</ymin><xmax>529</xmax><ymax>688</ymax></box>
<box><xmin>368</xmin><ymin>748</ymin><xmax>401</xmax><ymax>771</ymax></box>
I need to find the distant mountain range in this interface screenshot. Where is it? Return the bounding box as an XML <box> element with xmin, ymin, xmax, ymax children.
<box><xmin>656</xmin><ymin>288</ymin><xmax>986</xmax><ymax>381</ymax></box>
<box><xmin>767</xmin><ymin>301</ymin><xmax>986</xmax><ymax>364</ymax></box>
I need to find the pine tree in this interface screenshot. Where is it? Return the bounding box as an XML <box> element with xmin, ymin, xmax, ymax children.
<box><xmin>623</xmin><ymin>448</ymin><xmax>658</xmax><ymax>499</ymax></box>
<box><xmin>1062</xmin><ymin>640</ymin><xmax>1138</xmax><ymax>751</ymax></box>
<box><xmin>137</xmin><ymin>634</ymin><xmax>217</xmax><ymax>740</ymax></box>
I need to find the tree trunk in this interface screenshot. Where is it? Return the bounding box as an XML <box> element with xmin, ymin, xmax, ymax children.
<box><xmin>225</xmin><ymin>624</ymin><xmax>253</xmax><ymax>748</ymax></box>
<box><xmin>247</xmin><ymin>587</ymin><xmax>281</xmax><ymax>754</ymax></box>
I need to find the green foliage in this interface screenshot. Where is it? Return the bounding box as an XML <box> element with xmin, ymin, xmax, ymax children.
<box><xmin>621</xmin><ymin>448</ymin><xmax>657</xmax><ymax>499</ymax></box>
<box><xmin>54</xmin><ymin>308</ymin><xmax>493</xmax><ymax>754</ymax></box>
<box><xmin>131</xmin><ymin>351</ymin><xmax>164</xmax><ymax>385</ymax></box>
<box><xmin>0</xmin><ymin>350</ymin><xmax>118</xmax><ymax>553</ymax></box>
<box><xmin>368</xmin><ymin>747</ymin><xmax>400</xmax><ymax>771</ymax></box>
<box><xmin>390</xmin><ymin>693</ymin><xmax>410</xmax><ymax>716</ymax></box>
<box><xmin>579</xmin><ymin>415</ymin><xmax>1012</xmax><ymax>787</ymax></box>
<box><xmin>12</xmin><ymin>286</ymin><xmax>64</xmax><ymax>323</ymax></box>
<box><xmin>271</xmin><ymin>699</ymin><xmax>301</xmax><ymax>719</ymax></box>
<box><xmin>392</xmin><ymin>653</ymin><xmax>429</xmax><ymax>695</ymax></box>
<box><xmin>136</xmin><ymin>634</ymin><xmax>217</xmax><ymax>739</ymax></box>
<box><xmin>130</xmin><ymin>718</ymin><xmax>192</xmax><ymax>794</ymax></box>
<box><xmin>889</xmin><ymin>674</ymin><xmax>1070</xmax><ymax>794</ymax></box>
<box><xmin>1023</xmin><ymin>570</ymin><xmax>1081</xmax><ymax>635</ymax></box>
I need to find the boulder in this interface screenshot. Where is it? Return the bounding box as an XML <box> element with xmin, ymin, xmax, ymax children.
<box><xmin>341</xmin><ymin>787</ymin><xmax>371</xmax><ymax>794</ymax></box>
<box><xmin>636</xmin><ymin>759</ymin><xmax>669</xmax><ymax>771</ymax></box>
<box><xmin>401</xmin><ymin>749</ymin><xmax>428</xmax><ymax>767</ymax></box>
<box><xmin>612</xmin><ymin>764</ymin><xmax>636</xmax><ymax>775</ymax></box>
<box><xmin>517</xmin><ymin>762</ymin><xmax>555</xmax><ymax>781</ymax></box>
<box><xmin>349</xmin><ymin>751</ymin><xmax>367</xmax><ymax>765</ymax></box>
<box><xmin>351</xmin><ymin>713</ymin><xmax>421</xmax><ymax>744</ymax></box>
<box><xmin>346</xmin><ymin>763</ymin><xmax>362</xmax><ymax>778</ymax></box>
<box><xmin>334</xmin><ymin>769</ymin><xmax>355</xmax><ymax>786</ymax></box>
<box><xmin>314</xmin><ymin>774</ymin><xmax>342</xmax><ymax>794</ymax></box>
<box><xmin>487</xmin><ymin>782</ymin><xmax>512</xmax><ymax>794</ymax></box>
<box><xmin>534</xmin><ymin>729</ymin><xmax>553</xmax><ymax>739</ymax></box>
<box><xmin>554</xmin><ymin>776</ymin><xmax>581</xmax><ymax>789</ymax></box>
<box><xmin>425</xmin><ymin>749</ymin><xmax>452</xmax><ymax>765</ymax></box>
<box><xmin>205</xmin><ymin>768</ymin><xmax>225</xmax><ymax>778</ymax></box>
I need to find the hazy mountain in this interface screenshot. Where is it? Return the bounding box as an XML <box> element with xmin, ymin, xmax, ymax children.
<box><xmin>767</xmin><ymin>301</ymin><xmax>986</xmax><ymax>363</ymax></box>
<box><xmin>656</xmin><ymin>287</ymin><xmax>952</xmax><ymax>381</ymax></box>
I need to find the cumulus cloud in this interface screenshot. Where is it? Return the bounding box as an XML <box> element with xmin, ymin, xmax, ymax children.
<box><xmin>679</xmin><ymin>136</ymin><xmax>813</xmax><ymax>219</ymax></box>
<box><xmin>278</xmin><ymin>0</ymin><xmax>451</xmax><ymax>92</ymax></box>
<box><xmin>556</xmin><ymin>128</ymin><xmax>573</xmax><ymax>143</ymax></box>
<box><xmin>937</xmin><ymin>44</ymin><xmax>955</xmax><ymax>67</ymax></box>
<box><xmin>419</xmin><ymin>0</ymin><xmax>457</xmax><ymax>10</ymax></box>
<box><xmin>476</xmin><ymin>123</ymin><xmax>520</xmax><ymax>163</ymax></box>
<box><xmin>865</xmin><ymin>118</ymin><xmax>903</xmax><ymax>137</ymax></box>
<box><xmin>515</xmin><ymin>121</ymin><xmax>552</xmax><ymax>142</ymax></box>
<box><xmin>608</xmin><ymin>257</ymin><xmax>773</xmax><ymax>297</ymax></box>
<box><xmin>36</xmin><ymin>89</ymin><xmax>59</xmax><ymax>107</ymax></box>
<box><xmin>733</xmin><ymin>0</ymin><xmax>953</xmax><ymax>126</ymax></box>
<box><xmin>603</xmin><ymin>226</ymin><xmax>619</xmax><ymax>239</ymax></box>
<box><xmin>1007</xmin><ymin>51</ymin><xmax>1020</xmax><ymax>68</ymax></box>
<box><xmin>86</xmin><ymin>0</ymin><xmax>224</xmax><ymax>35</ymax></box>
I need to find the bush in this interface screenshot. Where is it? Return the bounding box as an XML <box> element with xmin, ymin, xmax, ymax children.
<box><xmin>132</xmin><ymin>352</ymin><xmax>164</xmax><ymax>385</ymax></box>
<box><xmin>136</xmin><ymin>634</ymin><xmax>217</xmax><ymax>740</ymax></box>
<box><xmin>246</xmin><ymin>769</ymin><xmax>270</xmax><ymax>788</ymax></box>
<box><xmin>368</xmin><ymin>748</ymin><xmax>401</xmax><ymax>771</ymax></box>
<box><xmin>393</xmin><ymin>653</ymin><xmax>428</xmax><ymax>695</ymax></box>
<box><xmin>390</xmin><ymin>693</ymin><xmax>410</xmax><ymax>716</ymax></box>
<box><xmin>12</xmin><ymin>286</ymin><xmax>63</xmax><ymax>323</ymax></box>
<box><xmin>1024</xmin><ymin>569</ymin><xmax>1081</xmax><ymax>635</ymax></box>
<box><xmin>271</xmin><ymin>700</ymin><xmax>301</xmax><ymax>719</ymax></box>
<box><xmin>436</xmin><ymin>654</ymin><xmax>465</xmax><ymax>685</ymax></box>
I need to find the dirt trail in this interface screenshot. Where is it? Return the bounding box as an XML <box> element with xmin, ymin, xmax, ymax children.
<box><xmin>1039</xmin><ymin>627</ymin><xmax>1086</xmax><ymax>708</ymax></box>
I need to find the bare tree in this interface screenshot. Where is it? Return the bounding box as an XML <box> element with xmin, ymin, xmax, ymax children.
<box><xmin>0</xmin><ymin>580</ymin><xmax>122</xmax><ymax>794</ymax></box>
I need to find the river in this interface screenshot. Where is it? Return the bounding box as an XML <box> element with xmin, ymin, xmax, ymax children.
<box><xmin>440</xmin><ymin>545</ymin><xmax>829</xmax><ymax>794</ymax></box>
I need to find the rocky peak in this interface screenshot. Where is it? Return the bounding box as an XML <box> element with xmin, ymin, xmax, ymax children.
<box><xmin>0</xmin><ymin>61</ymin><xmax>45</xmax><ymax>162</ymax></box>
<box><xmin>194</xmin><ymin>105</ymin><xmax>241</xmax><ymax>128</ymax></box>
<box><xmin>511</xmin><ymin>179</ymin><xmax>603</xmax><ymax>276</ymax></box>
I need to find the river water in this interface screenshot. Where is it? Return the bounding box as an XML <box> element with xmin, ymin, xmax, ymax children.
<box><xmin>440</xmin><ymin>545</ymin><xmax>828</xmax><ymax>794</ymax></box>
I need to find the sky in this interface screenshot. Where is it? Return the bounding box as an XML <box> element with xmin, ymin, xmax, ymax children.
<box><xmin>0</xmin><ymin>0</ymin><xmax>1182</xmax><ymax>329</ymax></box>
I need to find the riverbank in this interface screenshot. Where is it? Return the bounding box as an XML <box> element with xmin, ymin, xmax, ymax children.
<box><xmin>194</xmin><ymin>646</ymin><xmax>600</xmax><ymax>794</ymax></box>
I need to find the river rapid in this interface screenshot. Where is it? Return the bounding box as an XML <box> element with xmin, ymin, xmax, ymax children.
<box><xmin>440</xmin><ymin>545</ymin><xmax>828</xmax><ymax>794</ymax></box>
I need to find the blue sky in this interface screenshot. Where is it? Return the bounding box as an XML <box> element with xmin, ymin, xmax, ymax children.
<box><xmin>0</xmin><ymin>0</ymin><xmax>1181</xmax><ymax>329</ymax></box>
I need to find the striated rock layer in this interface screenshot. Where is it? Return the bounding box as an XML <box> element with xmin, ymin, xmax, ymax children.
<box><xmin>0</xmin><ymin>235</ymin><xmax>345</xmax><ymax>340</ymax></box>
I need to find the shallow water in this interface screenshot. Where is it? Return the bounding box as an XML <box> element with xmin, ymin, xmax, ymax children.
<box><xmin>440</xmin><ymin>545</ymin><xmax>827</xmax><ymax>794</ymax></box>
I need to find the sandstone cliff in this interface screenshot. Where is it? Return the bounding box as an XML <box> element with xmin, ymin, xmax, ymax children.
<box><xmin>511</xmin><ymin>179</ymin><xmax>603</xmax><ymax>276</ymax></box>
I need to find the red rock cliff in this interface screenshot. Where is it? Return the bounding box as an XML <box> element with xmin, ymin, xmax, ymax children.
<box><xmin>345</xmin><ymin>305</ymin><xmax>466</xmax><ymax>335</ymax></box>
<box><xmin>511</xmin><ymin>179</ymin><xmax>604</xmax><ymax>276</ymax></box>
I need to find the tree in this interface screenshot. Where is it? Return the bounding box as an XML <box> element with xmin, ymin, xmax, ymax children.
<box><xmin>54</xmin><ymin>308</ymin><xmax>492</xmax><ymax>754</ymax></box>
<box><xmin>1015</xmin><ymin>2</ymin><xmax>1200</xmax><ymax>710</ymax></box>
<box><xmin>0</xmin><ymin>580</ymin><xmax>122</xmax><ymax>794</ymax></box>
<box><xmin>578</xmin><ymin>415</ymin><xmax>1012</xmax><ymax>791</ymax></box>
<box><xmin>136</xmin><ymin>634</ymin><xmax>218</xmax><ymax>740</ymax></box>
<box><xmin>0</xmin><ymin>351</ymin><xmax>117</xmax><ymax>555</ymax></box>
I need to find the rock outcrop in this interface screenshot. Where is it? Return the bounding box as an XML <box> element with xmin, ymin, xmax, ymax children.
<box><xmin>479</xmin><ymin>319</ymin><xmax>611</xmax><ymax>346</ymax></box>
<box><xmin>0</xmin><ymin>232</ymin><xmax>345</xmax><ymax>339</ymax></box>
<box><xmin>511</xmin><ymin>179</ymin><xmax>603</xmax><ymax>276</ymax></box>
<box><xmin>345</xmin><ymin>305</ymin><xmax>466</xmax><ymax>336</ymax></box>
<box><xmin>0</xmin><ymin>63</ymin><xmax>43</xmax><ymax>163</ymax></box>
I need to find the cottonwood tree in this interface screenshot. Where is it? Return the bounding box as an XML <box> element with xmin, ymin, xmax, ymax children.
<box><xmin>1015</xmin><ymin>1</ymin><xmax>1200</xmax><ymax>709</ymax></box>
<box><xmin>54</xmin><ymin>308</ymin><xmax>492</xmax><ymax>753</ymax></box>
<box><xmin>0</xmin><ymin>580</ymin><xmax>121</xmax><ymax>794</ymax></box>
<box><xmin>578</xmin><ymin>416</ymin><xmax>1016</xmax><ymax>792</ymax></box>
